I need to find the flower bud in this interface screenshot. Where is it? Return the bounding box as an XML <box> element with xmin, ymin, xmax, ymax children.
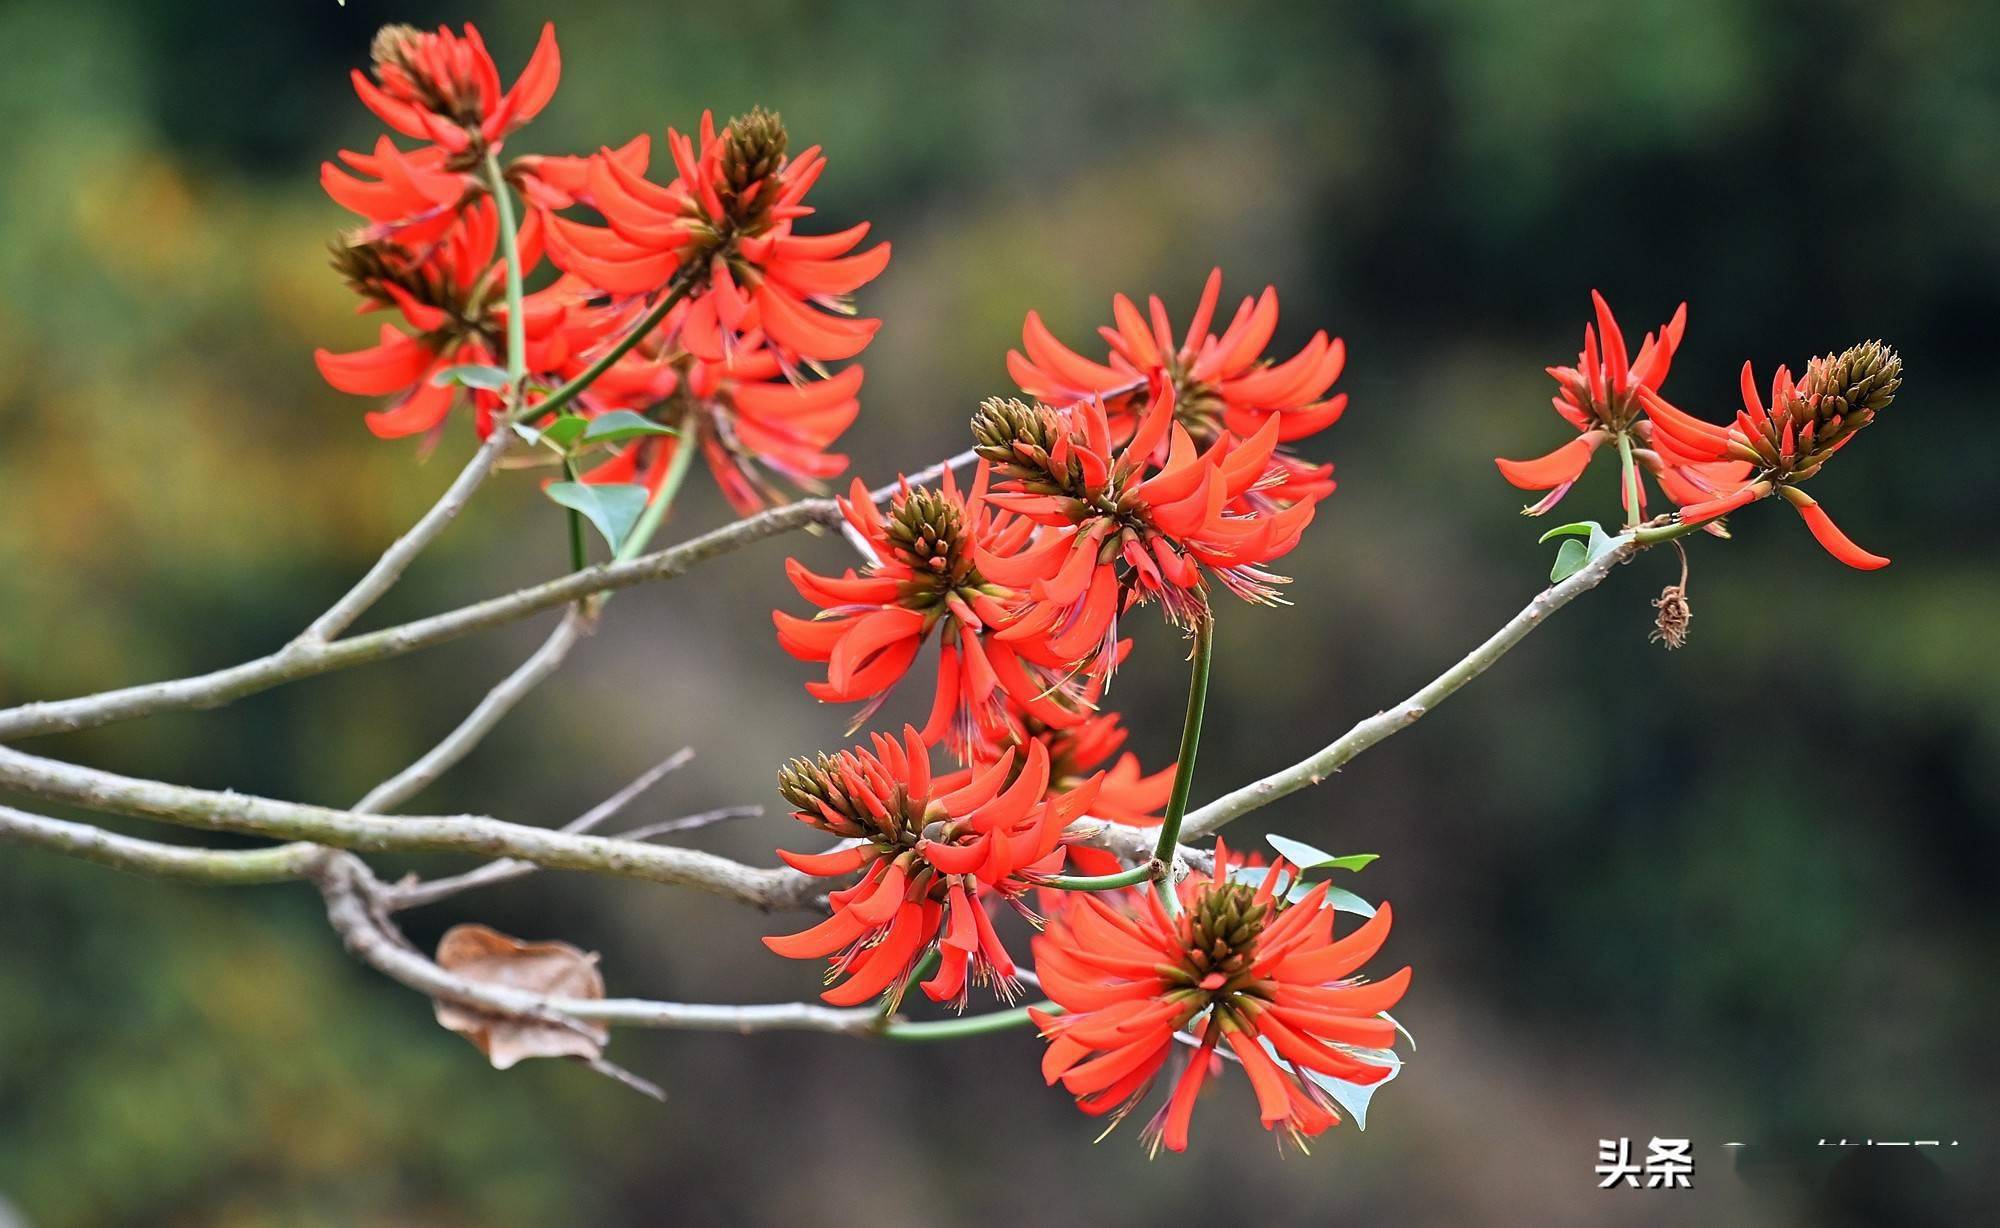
<box><xmin>1801</xmin><ymin>339</ymin><xmax>1901</xmax><ymax>426</ymax></box>
<box><xmin>884</xmin><ymin>488</ymin><xmax>974</xmax><ymax>582</ymax></box>
<box><xmin>970</xmin><ymin>397</ymin><xmax>1078</xmax><ymax>493</ymax></box>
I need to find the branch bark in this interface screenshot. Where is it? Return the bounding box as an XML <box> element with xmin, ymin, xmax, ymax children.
<box><xmin>314</xmin><ymin>852</ymin><xmax>879</xmax><ymax>1040</ymax></box>
<box><xmin>352</xmin><ymin>605</ymin><xmax>596</xmax><ymax>814</ymax></box>
<box><xmin>0</xmin><ymin>803</ymin><xmax>323</xmax><ymax>885</ymax></box>
<box><xmin>298</xmin><ymin>428</ymin><xmax>514</xmax><ymax>644</ymax></box>
<box><xmin>0</xmin><ymin>743</ymin><xmax>822</xmax><ymax>909</ymax></box>
<box><xmin>1176</xmin><ymin>537</ymin><xmax>1635</xmax><ymax>840</ymax></box>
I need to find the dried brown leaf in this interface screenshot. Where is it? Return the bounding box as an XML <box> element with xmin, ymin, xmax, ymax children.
<box><xmin>433</xmin><ymin>923</ymin><xmax>607</xmax><ymax>1069</ymax></box>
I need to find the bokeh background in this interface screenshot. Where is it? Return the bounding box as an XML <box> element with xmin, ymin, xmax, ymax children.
<box><xmin>2</xmin><ymin>1</ymin><xmax>1995</xmax><ymax>1224</ymax></box>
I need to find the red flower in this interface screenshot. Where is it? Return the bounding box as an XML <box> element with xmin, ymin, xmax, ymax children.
<box><xmin>765</xmin><ymin>728</ymin><xmax>1102</xmax><ymax>1007</ymax></box>
<box><xmin>315</xmin><ymin>202</ymin><xmax>612</xmax><ymax>439</ymax></box>
<box><xmin>324</xmin><ymin>24</ymin><xmax>560</xmax><ymax>244</ymax></box>
<box><xmin>574</xmin><ymin>337</ymin><xmax>863</xmax><ymax>514</ymax></box>
<box><xmin>1032</xmin><ymin>841</ymin><xmax>1408</xmax><ymax>1154</ymax></box>
<box><xmin>1008</xmin><ymin>269</ymin><xmax>1343</xmax><ymax>505</ymax></box>
<box><xmin>1037</xmin><ymin>707</ymin><xmax>1176</xmax><ymax>828</ymax></box>
<box><xmin>1644</xmin><ymin>342</ymin><xmax>1900</xmax><ymax>569</ymax></box>
<box><xmin>971</xmin><ymin>386</ymin><xmax>1317</xmax><ymax>678</ymax></box>
<box><xmin>1497</xmin><ymin>291</ymin><xmax>1751</xmax><ymax>517</ymax></box>
<box><xmin>352</xmin><ymin>22</ymin><xmax>559</xmax><ymax>159</ymax></box>
<box><xmin>542</xmin><ymin>108</ymin><xmax>889</xmax><ymax>369</ymax></box>
<box><xmin>775</xmin><ymin>466</ymin><xmax>1087</xmax><ymax>755</ymax></box>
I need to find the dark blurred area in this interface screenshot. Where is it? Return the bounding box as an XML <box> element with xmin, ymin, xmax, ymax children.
<box><xmin>1</xmin><ymin>1</ymin><xmax>1994</xmax><ymax>1224</ymax></box>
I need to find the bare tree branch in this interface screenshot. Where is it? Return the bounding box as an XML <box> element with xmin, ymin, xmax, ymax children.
<box><xmin>1176</xmin><ymin>538</ymin><xmax>1635</xmax><ymax>840</ymax></box>
<box><xmin>312</xmin><ymin>854</ymin><xmax>875</xmax><ymax>1072</ymax></box>
<box><xmin>0</xmin><ymin>500</ymin><xmax>832</xmax><ymax>743</ymax></box>
<box><xmin>353</xmin><ymin>606</ymin><xmax>596</xmax><ymax>814</ymax></box>
<box><xmin>0</xmin><ymin>803</ymin><xmax>322</xmax><ymax>885</ymax></box>
<box><xmin>381</xmin><ymin>750</ymin><xmax>704</xmax><ymax>910</ymax></box>
<box><xmin>299</xmin><ymin>429</ymin><xmax>514</xmax><ymax>644</ymax></box>
<box><xmin>0</xmin><ymin>454</ymin><xmax>980</xmax><ymax>745</ymax></box>
<box><xmin>611</xmin><ymin>805</ymin><xmax>763</xmax><ymax>845</ymax></box>
<box><xmin>0</xmin><ymin>743</ymin><xmax>821</xmax><ymax>908</ymax></box>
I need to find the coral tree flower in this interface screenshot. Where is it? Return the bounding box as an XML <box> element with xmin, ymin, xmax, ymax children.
<box><xmin>1008</xmin><ymin>269</ymin><xmax>1343</xmax><ymax>504</ymax></box>
<box><xmin>1497</xmin><ymin>291</ymin><xmax>1749</xmax><ymax>517</ymax></box>
<box><xmin>575</xmin><ymin>338</ymin><xmax>864</xmax><ymax>513</ymax></box>
<box><xmin>765</xmin><ymin>728</ymin><xmax>1102</xmax><ymax>1007</ymax></box>
<box><xmin>1644</xmin><ymin>341</ymin><xmax>1901</xmax><ymax>569</ymax></box>
<box><xmin>775</xmin><ymin>465</ymin><xmax>1085</xmax><ymax>754</ymax></box>
<box><xmin>542</xmin><ymin>108</ymin><xmax>889</xmax><ymax>369</ymax></box>
<box><xmin>314</xmin><ymin>202</ymin><xmax>608</xmax><ymax>439</ymax></box>
<box><xmin>324</xmin><ymin>23</ymin><xmax>560</xmax><ymax>244</ymax></box>
<box><xmin>970</xmin><ymin>385</ymin><xmax>1317</xmax><ymax>678</ymax></box>
<box><xmin>1032</xmin><ymin>841</ymin><xmax>1409</xmax><ymax>1154</ymax></box>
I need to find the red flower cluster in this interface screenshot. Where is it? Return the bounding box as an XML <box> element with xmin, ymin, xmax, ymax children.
<box><xmin>973</xmin><ymin>385</ymin><xmax>1317</xmax><ymax>678</ymax></box>
<box><xmin>576</xmin><ymin>333</ymin><xmax>865</xmax><ymax>513</ymax></box>
<box><xmin>1033</xmin><ymin>842</ymin><xmax>1408</xmax><ymax>1154</ymax></box>
<box><xmin>764</xmin><ymin>728</ymin><xmax>1100</xmax><ymax>1007</ymax></box>
<box><xmin>1496</xmin><ymin>291</ymin><xmax>1751</xmax><ymax>517</ymax></box>
<box><xmin>542</xmin><ymin>108</ymin><xmax>889</xmax><ymax>369</ymax></box>
<box><xmin>772</xmin><ymin>274</ymin><xmax>1339</xmax><ymax>768</ymax></box>
<box><xmin>1643</xmin><ymin>342</ymin><xmax>1901</xmax><ymax>568</ymax></box>
<box><xmin>319</xmin><ymin>25</ymin><xmax>881</xmax><ymax>507</ymax></box>
<box><xmin>775</xmin><ymin>465</ymin><xmax>1086</xmax><ymax>753</ymax></box>
<box><xmin>1009</xmin><ymin>269</ymin><xmax>1344</xmax><ymax>505</ymax></box>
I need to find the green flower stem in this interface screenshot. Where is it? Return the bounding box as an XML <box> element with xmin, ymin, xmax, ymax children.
<box><xmin>880</xmin><ymin>1001</ymin><xmax>1055</xmax><ymax>1042</ymax></box>
<box><xmin>1151</xmin><ymin>617</ymin><xmax>1215</xmax><ymax>909</ymax></box>
<box><xmin>1038</xmin><ymin>860</ymin><xmax>1162</xmax><ymax>892</ymax></box>
<box><xmin>613</xmin><ymin>412</ymin><xmax>699</xmax><ymax>564</ymax></box>
<box><xmin>534</xmin><ymin>272</ymin><xmax>698</xmax><ymax>422</ymax></box>
<box><xmin>1631</xmin><ymin>517</ymin><xmax>1714</xmax><ymax>546</ymax></box>
<box><xmin>562</xmin><ymin>454</ymin><xmax>589</xmax><ymax>572</ymax></box>
<box><xmin>481</xmin><ymin>151</ymin><xmax>529</xmax><ymax>393</ymax></box>
<box><xmin>1616</xmin><ymin>431</ymin><xmax>1642</xmax><ymax>530</ymax></box>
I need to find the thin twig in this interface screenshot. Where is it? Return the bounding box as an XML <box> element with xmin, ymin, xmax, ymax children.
<box><xmin>313</xmin><ymin>853</ymin><xmax>879</xmax><ymax>1037</ymax></box>
<box><xmin>382</xmin><ymin>749</ymin><xmax>700</xmax><ymax>910</ymax></box>
<box><xmin>0</xmin><ymin>455</ymin><xmax>980</xmax><ymax>743</ymax></box>
<box><xmin>0</xmin><ymin>743</ymin><xmax>822</xmax><ymax>909</ymax></box>
<box><xmin>353</xmin><ymin>606</ymin><xmax>596</xmax><ymax>814</ymax></box>
<box><xmin>1174</xmin><ymin>536</ymin><xmax>1636</xmax><ymax>841</ymax></box>
<box><xmin>612</xmin><ymin>805</ymin><xmax>763</xmax><ymax>844</ymax></box>
<box><xmin>298</xmin><ymin>428</ymin><xmax>514</xmax><ymax>645</ymax></box>
<box><xmin>0</xmin><ymin>803</ymin><xmax>322</xmax><ymax>885</ymax></box>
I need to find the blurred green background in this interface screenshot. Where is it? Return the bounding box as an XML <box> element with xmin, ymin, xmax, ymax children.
<box><xmin>2</xmin><ymin>1</ymin><xmax>1994</xmax><ymax>1224</ymax></box>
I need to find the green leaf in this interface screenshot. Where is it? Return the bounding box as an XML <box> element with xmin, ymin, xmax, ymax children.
<box><xmin>1549</xmin><ymin>537</ymin><xmax>1588</xmax><ymax>582</ymax></box>
<box><xmin>1321</xmin><ymin>885</ymin><xmax>1378</xmax><ymax>917</ymax></box>
<box><xmin>544</xmin><ymin>482</ymin><xmax>649</xmax><ymax>553</ymax></box>
<box><xmin>1266</xmin><ymin>834</ymin><xmax>1378</xmax><ymax>873</ymax></box>
<box><xmin>431</xmin><ymin>363</ymin><xmax>510</xmax><ymax>391</ymax></box>
<box><xmin>581</xmin><ymin>410</ymin><xmax>678</xmax><ymax>444</ymax></box>
<box><xmin>1537</xmin><ymin>520</ymin><xmax>1602</xmax><ymax>543</ymax></box>
<box><xmin>514</xmin><ymin>415</ymin><xmax>590</xmax><ymax>450</ymax></box>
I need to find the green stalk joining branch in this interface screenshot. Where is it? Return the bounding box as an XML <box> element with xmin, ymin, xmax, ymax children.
<box><xmin>1151</xmin><ymin>617</ymin><xmax>1215</xmax><ymax>908</ymax></box>
<box><xmin>1616</xmin><ymin>431</ymin><xmax>1642</xmax><ymax>530</ymax></box>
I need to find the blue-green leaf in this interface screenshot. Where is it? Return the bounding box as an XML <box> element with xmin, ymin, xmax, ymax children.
<box><xmin>544</xmin><ymin>481</ymin><xmax>649</xmax><ymax>553</ymax></box>
<box><xmin>431</xmin><ymin>363</ymin><xmax>510</xmax><ymax>391</ymax></box>
<box><xmin>1267</xmin><ymin>834</ymin><xmax>1378</xmax><ymax>873</ymax></box>
<box><xmin>582</xmin><ymin>410</ymin><xmax>678</xmax><ymax>444</ymax></box>
<box><xmin>1549</xmin><ymin>537</ymin><xmax>1588</xmax><ymax>582</ymax></box>
<box><xmin>1537</xmin><ymin>520</ymin><xmax>1603</xmax><ymax>544</ymax></box>
<box><xmin>1322</xmin><ymin>885</ymin><xmax>1378</xmax><ymax>917</ymax></box>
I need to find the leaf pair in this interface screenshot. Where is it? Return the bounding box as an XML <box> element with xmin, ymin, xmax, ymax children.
<box><xmin>1540</xmin><ymin>519</ymin><xmax>1622</xmax><ymax>582</ymax></box>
